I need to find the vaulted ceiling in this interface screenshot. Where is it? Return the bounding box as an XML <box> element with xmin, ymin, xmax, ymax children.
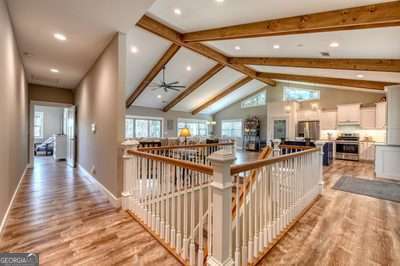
<box><xmin>125</xmin><ymin>0</ymin><xmax>400</xmax><ymax>114</ymax></box>
<box><xmin>7</xmin><ymin>0</ymin><xmax>399</xmax><ymax>115</ymax></box>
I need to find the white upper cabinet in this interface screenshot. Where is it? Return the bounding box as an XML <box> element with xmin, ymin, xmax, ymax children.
<box><xmin>297</xmin><ymin>109</ymin><xmax>320</xmax><ymax>121</ymax></box>
<box><xmin>360</xmin><ymin>107</ymin><xmax>376</xmax><ymax>129</ymax></box>
<box><xmin>375</xmin><ymin>101</ymin><xmax>387</xmax><ymax>129</ymax></box>
<box><xmin>320</xmin><ymin>111</ymin><xmax>337</xmax><ymax>130</ymax></box>
<box><xmin>337</xmin><ymin>103</ymin><xmax>361</xmax><ymax>125</ymax></box>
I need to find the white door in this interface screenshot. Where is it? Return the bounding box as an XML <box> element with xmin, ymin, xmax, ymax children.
<box><xmin>65</xmin><ymin>106</ymin><xmax>76</xmax><ymax>167</ymax></box>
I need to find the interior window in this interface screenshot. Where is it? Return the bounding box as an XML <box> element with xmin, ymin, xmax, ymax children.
<box><xmin>34</xmin><ymin>111</ymin><xmax>44</xmax><ymax>139</ymax></box>
<box><xmin>221</xmin><ymin>120</ymin><xmax>242</xmax><ymax>138</ymax></box>
<box><xmin>241</xmin><ymin>91</ymin><xmax>266</xmax><ymax>109</ymax></box>
<box><xmin>177</xmin><ymin>118</ymin><xmax>209</xmax><ymax>137</ymax></box>
<box><xmin>283</xmin><ymin>87</ymin><xmax>320</xmax><ymax>102</ymax></box>
<box><xmin>125</xmin><ymin>116</ymin><xmax>162</xmax><ymax>138</ymax></box>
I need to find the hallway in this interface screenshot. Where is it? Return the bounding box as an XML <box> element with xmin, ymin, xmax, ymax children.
<box><xmin>0</xmin><ymin>157</ymin><xmax>180</xmax><ymax>265</ymax></box>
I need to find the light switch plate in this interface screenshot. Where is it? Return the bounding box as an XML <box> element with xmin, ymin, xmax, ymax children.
<box><xmin>91</xmin><ymin>123</ymin><xmax>96</xmax><ymax>133</ymax></box>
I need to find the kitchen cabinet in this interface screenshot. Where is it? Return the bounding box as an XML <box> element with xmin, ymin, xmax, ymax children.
<box><xmin>375</xmin><ymin>102</ymin><xmax>386</xmax><ymax>129</ymax></box>
<box><xmin>320</xmin><ymin>111</ymin><xmax>337</xmax><ymax>130</ymax></box>
<box><xmin>360</xmin><ymin>107</ymin><xmax>376</xmax><ymax>129</ymax></box>
<box><xmin>337</xmin><ymin>103</ymin><xmax>361</xmax><ymax>125</ymax></box>
<box><xmin>297</xmin><ymin>110</ymin><xmax>320</xmax><ymax>121</ymax></box>
<box><xmin>359</xmin><ymin>141</ymin><xmax>375</xmax><ymax>161</ymax></box>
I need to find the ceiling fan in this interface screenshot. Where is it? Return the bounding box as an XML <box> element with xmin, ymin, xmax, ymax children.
<box><xmin>149</xmin><ymin>66</ymin><xmax>185</xmax><ymax>93</ymax></box>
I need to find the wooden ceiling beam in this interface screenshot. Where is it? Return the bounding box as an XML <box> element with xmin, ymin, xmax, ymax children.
<box><xmin>229</xmin><ymin>57</ymin><xmax>400</xmax><ymax>73</ymax></box>
<box><xmin>126</xmin><ymin>44</ymin><xmax>180</xmax><ymax>108</ymax></box>
<box><xmin>192</xmin><ymin>76</ymin><xmax>252</xmax><ymax>115</ymax></box>
<box><xmin>183</xmin><ymin>1</ymin><xmax>400</xmax><ymax>42</ymax></box>
<box><xmin>256</xmin><ymin>72</ymin><xmax>396</xmax><ymax>91</ymax></box>
<box><xmin>163</xmin><ymin>64</ymin><xmax>224</xmax><ymax>112</ymax></box>
<box><xmin>136</xmin><ymin>15</ymin><xmax>276</xmax><ymax>86</ymax></box>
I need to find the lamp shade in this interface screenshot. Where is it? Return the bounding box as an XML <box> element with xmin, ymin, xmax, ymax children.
<box><xmin>179</xmin><ymin>127</ymin><xmax>191</xmax><ymax>138</ymax></box>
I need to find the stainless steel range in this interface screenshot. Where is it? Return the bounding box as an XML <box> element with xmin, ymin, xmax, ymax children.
<box><xmin>335</xmin><ymin>133</ymin><xmax>360</xmax><ymax>161</ymax></box>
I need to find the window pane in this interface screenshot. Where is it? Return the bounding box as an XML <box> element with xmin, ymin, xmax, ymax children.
<box><xmin>241</xmin><ymin>91</ymin><xmax>266</xmax><ymax>109</ymax></box>
<box><xmin>135</xmin><ymin>119</ymin><xmax>148</xmax><ymax>138</ymax></box>
<box><xmin>125</xmin><ymin>119</ymin><xmax>134</xmax><ymax>138</ymax></box>
<box><xmin>221</xmin><ymin>120</ymin><xmax>242</xmax><ymax>138</ymax></box>
<box><xmin>149</xmin><ymin>120</ymin><xmax>161</xmax><ymax>138</ymax></box>
<box><xmin>34</xmin><ymin>126</ymin><xmax>41</xmax><ymax>138</ymax></box>
<box><xmin>34</xmin><ymin>112</ymin><xmax>43</xmax><ymax>138</ymax></box>
<box><xmin>283</xmin><ymin>87</ymin><xmax>320</xmax><ymax>102</ymax></box>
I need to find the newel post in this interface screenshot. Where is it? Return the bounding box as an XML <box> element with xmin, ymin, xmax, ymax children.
<box><xmin>272</xmin><ymin>139</ymin><xmax>281</xmax><ymax>157</ymax></box>
<box><xmin>121</xmin><ymin>140</ymin><xmax>139</xmax><ymax>210</ymax></box>
<box><xmin>314</xmin><ymin>141</ymin><xmax>325</xmax><ymax>193</ymax></box>
<box><xmin>208</xmin><ymin>150</ymin><xmax>236</xmax><ymax>266</ymax></box>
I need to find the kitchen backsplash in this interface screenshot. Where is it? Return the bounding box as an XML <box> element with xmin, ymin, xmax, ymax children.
<box><xmin>321</xmin><ymin>127</ymin><xmax>386</xmax><ymax>143</ymax></box>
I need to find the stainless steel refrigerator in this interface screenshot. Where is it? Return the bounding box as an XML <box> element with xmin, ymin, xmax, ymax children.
<box><xmin>297</xmin><ymin>120</ymin><xmax>320</xmax><ymax>140</ymax></box>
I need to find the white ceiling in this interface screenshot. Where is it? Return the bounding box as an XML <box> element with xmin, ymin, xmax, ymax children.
<box><xmin>148</xmin><ymin>0</ymin><xmax>393</xmax><ymax>33</ymax></box>
<box><xmin>201</xmin><ymin>80</ymin><xmax>266</xmax><ymax>114</ymax></box>
<box><xmin>174</xmin><ymin>67</ymin><xmax>245</xmax><ymax>112</ymax></box>
<box><xmin>7</xmin><ymin>0</ymin><xmax>155</xmax><ymax>89</ymax></box>
<box><xmin>207</xmin><ymin>27</ymin><xmax>400</xmax><ymax>59</ymax></box>
<box><xmin>251</xmin><ymin>66</ymin><xmax>400</xmax><ymax>83</ymax></box>
<box><xmin>133</xmin><ymin>47</ymin><xmax>215</xmax><ymax>108</ymax></box>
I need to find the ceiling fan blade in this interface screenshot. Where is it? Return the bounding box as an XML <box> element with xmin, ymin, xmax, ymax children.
<box><xmin>151</xmin><ymin>87</ymin><xmax>161</xmax><ymax>91</ymax></box>
<box><xmin>168</xmin><ymin>88</ymin><xmax>181</xmax><ymax>92</ymax></box>
<box><xmin>169</xmin><ymin>85</ymin><xmax>186</xmax><ymax>88</ymax></box>
<box><xmin>164</xmin><ymin>87</ymin><xmax>168</xmax><ymax>93</ymax></box>
<box><xmin>166</xmin><ymin>81</ymin><xmax>179</xmax><ymax>86</ymax></box>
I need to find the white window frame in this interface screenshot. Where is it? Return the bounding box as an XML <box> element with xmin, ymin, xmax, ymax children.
<box><xmin>221</xmin><ymin>119</ymin><xmax>243</xmax><ymax>138</ymax></box>
<box><xmin>241</xmin><ymin>91</ymin><xmax>266</xmax><ymax>109</ymax></box>
<box><xmin>34</xmin><ymin>111</ymin><xmax>44</xmax><ymax>139</ymax></box>
<box><xmin>283</xmin><ymin>86</ymin><xmax>320</xmax><ymax>102</ymax></box>
<box><xmin>125</xmin><ymin>115</ymin><xmax>164</xmax><ymax>139</ymax></box>
<box><xmin>177</xmin><ymin>118</ymin><xmax>209</xmax><ymax>137</ymax></box>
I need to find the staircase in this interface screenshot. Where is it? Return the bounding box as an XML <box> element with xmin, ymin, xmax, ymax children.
<box><xmin>121</xmin><ymin>141</ymin><xmax>323</xmax><ymax>265</ymax></box>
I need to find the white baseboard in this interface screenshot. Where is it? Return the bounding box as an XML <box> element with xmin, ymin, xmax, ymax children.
<box><xmin>78</xmin><ymin>164</ymin><xmax>121</xmax><ymax>208</ymax></box>
<box><xmin>0</xmin><ymin>165</ymin><xmax>28</xmax><ymax>234</ymax></box>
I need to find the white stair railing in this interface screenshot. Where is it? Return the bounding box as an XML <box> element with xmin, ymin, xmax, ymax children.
<box><xmin>121</xmin><ymin>141</ymin><xmax>323</xmax><ymax>266</ymax></box>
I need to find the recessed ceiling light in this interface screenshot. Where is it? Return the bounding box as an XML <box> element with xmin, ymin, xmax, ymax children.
<box><xmin>297</xmin><ymin>43</ymin><xmax>304</xmax><ymax>47</ymax></box>
<box><xmin>130</xmin><ymin>46</ymin><xmax>138</xmax><ymax>54</ymax></box>
<box><xmin>157</xmin><ymin>95</ymin><xmax>162</xmax><ymax>99</ymax></box>
<box><xmin>273</xmin><ymin>44</ymin><xmax>280</xmax><ymax>49</ymax></box>
<box><xmin>54</xmin><ymin>33</ymin><xmax>67</xmax><ymax>41</ymax></box>
<box><xmin>329</xmin><ymin>42</ymin><xmax>339</xmax><ymax>48</ymax></box>
<box><xmin>186</xmin><ymin>65</ymin><xmax>192</xmax><ymax>71</ymax></box>
<box><xmin>50</xmin><ymin>68</ymin><xmax>59</xmax><ymax>73</ymax></box>
<box><xmin>174</xmin><ymin>8</ymin><xmax>182</xmax><ymax>15</ymax></box>
<box><xmin>356</xmin><ymin>74</ymin><xmax>364</xmax><ymax>78</ymax></box>
<box><xmin>234</xmin><ymin>45</ymin><xmax>241</xmax><ymax>50</ymax></box>
<box><xmin>215</xmin><ymin>0</ymin><xmax>224</xmax><ymax>2</ymax></box>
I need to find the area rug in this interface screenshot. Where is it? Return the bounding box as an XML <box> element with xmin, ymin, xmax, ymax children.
<box><xmin>332</xmin><ymin>176</ymin><xmax>400</xmax><ymax>203</ymax></box>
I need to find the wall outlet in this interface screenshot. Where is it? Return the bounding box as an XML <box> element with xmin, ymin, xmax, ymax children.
<box><xmin>90</xmin><ymin>166</ymin><xmax>96</xmax><ymax>175</ymax></box>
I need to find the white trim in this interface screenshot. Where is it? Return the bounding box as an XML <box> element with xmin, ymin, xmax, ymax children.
<box><xmin>0</xmin><ymin>165</ymin><xmax>28</xmax><ymax>234</ymax></box>
<box><xmin>125</xmin><ymin>115</ymin><xmax>164</xmax><ymax>138</ymax></box>
<box><xmin>78</xmin><ymin>164</ymin><xmax>121</xmax><ymax>208</ymax></box>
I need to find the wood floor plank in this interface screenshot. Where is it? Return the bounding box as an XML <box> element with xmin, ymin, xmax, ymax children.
<box><xmin>0</xmin><ymin>157</ymin><xmax>181</xmax><ymax>266</ymax></box>
<box><xmin>257</xmin><ymin>160</ymin><xmax>400</xmax><ymax>265</ymax></box>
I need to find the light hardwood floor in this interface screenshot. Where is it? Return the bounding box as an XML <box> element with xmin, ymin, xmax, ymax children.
<box><xmin>1</xmin><ymin>157</ymin><xmax>399</xmax><ymax>265</ymax></box>
<box><xmin>0</xmin><ymin>157</ymin><xmax>180</xmax><ymax>266</ymax></box>
<box><xmin>259</xmin><ymin>160</ymin><xmax>400</xmax><ymax>265</ymax></box>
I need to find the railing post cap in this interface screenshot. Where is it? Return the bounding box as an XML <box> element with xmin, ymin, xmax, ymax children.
<box><xmin>272</xmin><ymin>139</ymin><xmax>281</xmax><ymax>145</ymax></box>
<box><xmin>208</xmin><ymin>149</ymin><xmax>236</xmax><ymax>163</ymax></box>
<box><xmin>314</xmin><ymin>140</ymin><xmax>326</xmax><ymax>146</ymax></box>
<box><xmin>121</xmin><ymin>139</ymin><xmax>140</xmax><ymax>147</ymax></box>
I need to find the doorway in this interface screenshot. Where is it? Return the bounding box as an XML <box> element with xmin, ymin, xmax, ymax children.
<box><xmin>29</xmin><ymin>101</ymin><xmax>77</xmax><ymax>169</ymax></box>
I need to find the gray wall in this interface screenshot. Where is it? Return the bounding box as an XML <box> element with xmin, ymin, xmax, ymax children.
<box><xmin>0</xmin><ymin>0</ymin><xmax>29</xmax><ymax>229</ymax></box>
<box><xmin>213</xmin><ymin>82</ymin><xmax>384</xmax><ymax>139</ymax></box>
<box><xmin>34</xmin><ymin>105</ymin><xmax>64</xmax><ymax>143</ymax></box>
<box><xmin>75</xmin><ymin>33</ymin><xmax>125</xmax><ymax>197</ymax></box>
<box><xmin>30</xmin><ymin>84</ymin><xmax>74</xmax><ymax>105</ymax></box>
<box><xmin>126</xmin><ymin>105</ymin><xmax>212</xmax><ymax>137</ymax></box>
<box><xmin>213</xmin><ymin>89</ymin><xmax>268</xmax><ymax>140</ymax></box>
<box><xmin>268</xmin><ymin>82</ymin><xmax>383</xmax><ymax>110</ymax></box>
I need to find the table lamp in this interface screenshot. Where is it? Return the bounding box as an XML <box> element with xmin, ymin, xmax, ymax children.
<box><xmin>179</xmin><ymin>127</ymin><xmax>191</xmax><ymax>144</ymax></box>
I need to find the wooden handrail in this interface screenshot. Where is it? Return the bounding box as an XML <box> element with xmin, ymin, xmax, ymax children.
<box><xmin>128</xmin><ymin>149</ymin><xmax>214</xmax><ymax>175</ymax></box>
<box><xmin>137</xmin><ymin>142</ymin><xmax>234</xmax><ymax>152</ymax></box>
<box><xmin>279</xmin><ymin>144</ymin><xmax>314</xmax><ymax>150</ymax></box>
<box><xmin>231</xmin><ymin>147</ymin><xmax>272</xmax><ymax>218</ymax></box>
<box><xmin>230</xmin><ymin>147</ymin><xmax>320</xmax><ymax>175</ymax></box>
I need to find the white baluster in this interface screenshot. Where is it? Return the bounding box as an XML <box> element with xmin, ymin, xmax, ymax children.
<box><xmin>234</xmin><ymin>175</ymin><xmax>241</xmax><ymax>266</ymax></box>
